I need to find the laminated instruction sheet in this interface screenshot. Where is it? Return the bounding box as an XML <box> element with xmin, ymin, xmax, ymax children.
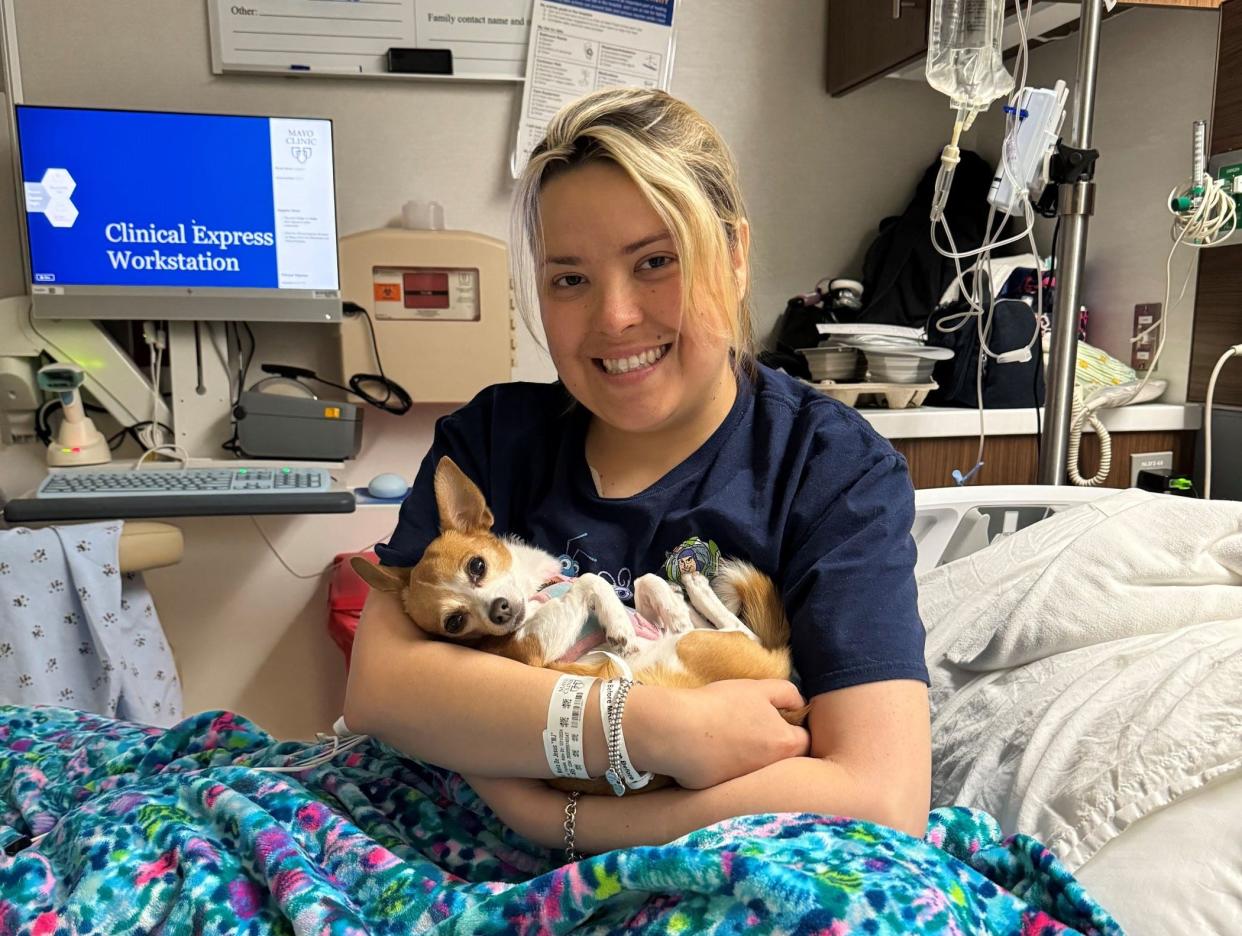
<box><xmin>512</xmin><ymin>0</ymin><xmax>677</xmax><ymax>176</ymax></box>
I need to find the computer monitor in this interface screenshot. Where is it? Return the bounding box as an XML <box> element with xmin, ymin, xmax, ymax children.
<box><xmin>14</xmin><ymin>105</ymin><xmax>341</xmax><ymax>323</ymax></box>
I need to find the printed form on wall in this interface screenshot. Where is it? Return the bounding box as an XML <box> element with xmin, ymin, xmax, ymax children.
<box><xmin>210</xmin><ymin>0</ymin><xmax>532</xmax><ymax>81</ymax></box>
<box><xmin>511</xmin><ymin>0</ymin><xmax>677</xmax><ymax>176</ymax></box>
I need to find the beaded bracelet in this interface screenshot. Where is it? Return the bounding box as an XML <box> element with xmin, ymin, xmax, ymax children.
<box><xmin>601</xmin><ymin>677</ymin><xmax>653</xmax><ymax>795</ymax></box>
<box><xmin>604</xmin><ymin>678</ymin><xmax>633</xmax><ymax>796</ymax></box>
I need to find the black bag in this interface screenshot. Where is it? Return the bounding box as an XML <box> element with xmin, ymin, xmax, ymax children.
<box><xmin>847</xmin><ymin>150</ymin><xmax>1000</xmax><ymax>328</ymax></box>
<box><xmin>757</xmin><ymin>296</ymin><xmax>834</xmax><ymax>380</ymax></box>
<box><xmin>926</xmin><ymin>297</ymin><xmax>1045</xmax><ymax>409</ymax></box>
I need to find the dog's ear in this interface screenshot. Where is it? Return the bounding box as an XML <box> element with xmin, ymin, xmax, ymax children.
<box><xmin>433</xmin><ymin>457</ymin><xmax>494</xmax><ymax>533</ymax></box>
<box><xmin>350</xmin><ymin>555</ymin><xmax>409</xmax><ymax>593</ymax></box>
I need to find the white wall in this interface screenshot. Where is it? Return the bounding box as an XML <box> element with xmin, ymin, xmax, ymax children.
<box><xmin>974</xmin><ymin>7</ymin><xmax>1220</xmax><ymax>403</ymax></box>
<box><xmin>0</xmin><ymin>0</ymin><xmax>960</xmax><ymax>738</ymax></box>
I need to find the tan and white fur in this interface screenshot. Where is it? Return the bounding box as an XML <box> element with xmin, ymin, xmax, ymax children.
<box><xmin>352</xmin><ymin>457</ymin><xmax>807</xmax><ymax>791</ymax></box>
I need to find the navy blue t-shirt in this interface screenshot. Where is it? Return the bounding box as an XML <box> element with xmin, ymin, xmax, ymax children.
<box><xmin>377</xmin><ymin>364</ymin><xmax>928</xmax><ymax>698</ymax></box>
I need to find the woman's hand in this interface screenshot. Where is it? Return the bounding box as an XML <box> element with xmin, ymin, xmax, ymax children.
<box><xmin>634</xmin><ymin>679</ymin><xmax>810</xmax><ymax>790</ymax></box>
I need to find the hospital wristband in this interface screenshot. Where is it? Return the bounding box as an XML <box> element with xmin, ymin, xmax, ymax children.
<box><xmin>542</xmin><ymin>674</ymin><xmax>596</xmax><ymax>780</ymax></box>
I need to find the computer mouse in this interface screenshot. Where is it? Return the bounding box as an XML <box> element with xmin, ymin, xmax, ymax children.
<box><xmin>366</xmin><ymin>473</ymin><xmax>409</xmax><ymax>500</ymax></box>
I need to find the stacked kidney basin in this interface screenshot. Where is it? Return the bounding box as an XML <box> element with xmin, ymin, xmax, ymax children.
<box><xmin>798</xmin><ymin>324</ymin><xmax>953</xmax><ymax>409</ymax></box>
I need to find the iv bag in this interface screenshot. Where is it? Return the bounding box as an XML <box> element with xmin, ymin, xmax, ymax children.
<box><xmin>926</xmin><ymin>0</ymin><xmax>1014</xmax><ymax>116</ymax></box>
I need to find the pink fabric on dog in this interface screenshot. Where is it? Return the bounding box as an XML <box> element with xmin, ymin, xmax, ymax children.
<box><xmin>530</xmin><ymin>575</ymin><xmax>661</xmax><ymax>663</ymax></box>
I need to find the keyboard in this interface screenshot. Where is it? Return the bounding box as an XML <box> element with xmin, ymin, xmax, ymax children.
<box><xmin>4</xmin><ymin>467</ymin><xmax>356</xmax><ymax>522</ymax></box>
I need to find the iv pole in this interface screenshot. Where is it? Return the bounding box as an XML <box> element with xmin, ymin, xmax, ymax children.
<box><xmin>1038</xmin><ymin>0</ymin><xmax>1104</xmax><ymax>484</ymax></box>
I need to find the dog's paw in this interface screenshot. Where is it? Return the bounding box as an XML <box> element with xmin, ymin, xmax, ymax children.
<box><xmin>680</xmin><ymin>571</ymin><xmax>714</xmax><ymax>607</ymax></box>
<box><xmin>635</xmin><ymin>573</ymin><xmax>691</xmax><ymax>634</ymax></box>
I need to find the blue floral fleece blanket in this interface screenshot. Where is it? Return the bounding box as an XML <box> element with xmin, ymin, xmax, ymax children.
<box><xmin>0</xmin><ymin>706</ymin><xmax>1123</xmax><ymax>935</ymax></box>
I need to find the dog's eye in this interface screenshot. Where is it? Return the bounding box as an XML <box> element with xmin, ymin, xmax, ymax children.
<box><xmin>467</xmin><ymin>556</ymin><xmax>486</xmax><ymax>581</ymax></box>
<box><xmin>444</xmin><ymin>613</ymin><xmax>467</xmax><ymax>635</ymax></box>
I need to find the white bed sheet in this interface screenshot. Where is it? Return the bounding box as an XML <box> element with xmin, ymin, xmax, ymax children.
<box><xmin>922</xmin><ymin>490</ymin><xmax>1242</xmax><ymax>867</ymax></box>
<box><xmin>1074</xmin><ymin>769</ymin><xmax>1242</xmax><ymax>935</ymax></box>
<box><xmin>914</xmin><ymin>489</ymin><xmax>1242</xmax><ymax>932</ymax></box>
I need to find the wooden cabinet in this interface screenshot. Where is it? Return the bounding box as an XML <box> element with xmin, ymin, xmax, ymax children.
<box><xmin>891</xmin><ymin>430</ymin><xmax>1197</xmax><ymax>488</ymax></box>
<box><xmin>1210</xmin><ymin>0</ymin><xmax>1242</xmax><ymax>154</ymax></box>
<box><xmin>827</xmin><ymin>0</ymin><xmax>929</xmax><ymax>96</ymax></box>
<box><xmin>1189</xmin><ymin>0</ymin><xmax>1242</xmax><ymax>405</ymax></box>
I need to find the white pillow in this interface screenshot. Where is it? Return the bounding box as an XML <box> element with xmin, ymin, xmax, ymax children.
<box><xmin>919</xmin><ymin>492</ymin><xmax>1242</xmax><ymax>870</ymax></box>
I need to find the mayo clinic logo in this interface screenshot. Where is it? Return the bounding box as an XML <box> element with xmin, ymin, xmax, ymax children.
<box><xmin>286</xmin><ymin>127</ymin><xmax>317</xmax><ymax>164</ymax></box>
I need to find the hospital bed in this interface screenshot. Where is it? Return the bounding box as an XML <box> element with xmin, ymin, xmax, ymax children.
<box><xmin>914</xmin><ymin>484</ymin><xmax>1242</xmax><ymax>934</ymax></box>
<box><xmin>912</xmin><ymin>484</ymin><xmax>1108</xmax><ymax>577</ymax></box>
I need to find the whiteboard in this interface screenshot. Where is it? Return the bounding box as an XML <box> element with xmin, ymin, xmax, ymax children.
<box><xmin>208</xmin><ymin>0</ymin><xmax>532</xmax><ymax>82</ymax></box>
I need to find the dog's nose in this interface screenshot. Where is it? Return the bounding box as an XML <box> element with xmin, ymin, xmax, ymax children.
<box><xmin>489</xmin><ymin>597</ymin><xmax>514</xmax><ymax>626</ymax></box>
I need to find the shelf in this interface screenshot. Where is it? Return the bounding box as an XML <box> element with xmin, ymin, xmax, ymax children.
<box><xmin>856</xmin><ymin>402</ymin><xmax>1202</xmax><ymax>439</ymax></box>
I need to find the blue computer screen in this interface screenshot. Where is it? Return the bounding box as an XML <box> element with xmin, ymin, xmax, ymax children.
<box><xmin>16</xmin><ymin>106</ymin><xmax>339</xmax><ymax>291</ymax></box>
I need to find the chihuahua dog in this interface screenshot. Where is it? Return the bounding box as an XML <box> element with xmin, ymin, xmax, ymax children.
<box><xmin>352</xmin><ymin>457</ymin><xmax>807</xmax><ymax>793</ymax></box>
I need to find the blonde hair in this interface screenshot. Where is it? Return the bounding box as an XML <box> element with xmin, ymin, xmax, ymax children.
<box><xmin>510</xmin><ymin>88</ymin><xmax>753</xmax><ymax>362</ymax></box>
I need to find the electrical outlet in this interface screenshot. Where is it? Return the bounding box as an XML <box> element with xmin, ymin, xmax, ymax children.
<box><xmin>1130</xmin><ymin>451</ymin><xmax>1173</xmax><ymax>487</ymax></box>
<box><xmin>1132</xmin><ymin>303</ymin><xmax>1161</xmax><ymax>371</ymax></box>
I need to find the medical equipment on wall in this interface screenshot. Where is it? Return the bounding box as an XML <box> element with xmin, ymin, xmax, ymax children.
<box><xmin>1110</xmin><ymin>120</ymin><xmax>1240</xmax><ymax>491</ymax></box>
<box><xmin>1207</xmin><ymin>148</ymin><xmax>1242</xmax><ymax>241</ymax></box>
<box><xmin>36</xmin><ymin>363</ymin><xmax>111</xmax><ymax>467</ymax></box>
<box><xmin>336</xmin><ymin>228</ymin><xmax>514</xmax><ymax>405</ymax></box>
<box><xmin>1163</xmin><ymin>122</ymin><xmax>1237</xmax><ymax>251</ymax></box>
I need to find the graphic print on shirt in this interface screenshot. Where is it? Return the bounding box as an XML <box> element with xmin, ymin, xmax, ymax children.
<box><xmin>598</xmin><ymin>567</ymin><xmax>633</xmax><ymax>602</ymax></box>
<box><xmin>556</xmin><ymin>533</ymin><xmax>595</xmax><ymax>577</ymax></box>
<box><xmin>553</xmin><ymin>533</ymin><xmax>634</xmax><ymax>602</ymax></box>
<box><xmin>663</xmin><ymin>536</ymin><xmax>721</xmax><ymax>585</ymax></box>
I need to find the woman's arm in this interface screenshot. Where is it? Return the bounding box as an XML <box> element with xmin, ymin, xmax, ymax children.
<box><xmin>470</xmin><ymin>679</ymin><xmax>931</xmax><ymax>853</ymax></box>
<box><xmin>343</xmin><ymin>589</ymin><xmax>810</xmax><ymax>781</ymax></box>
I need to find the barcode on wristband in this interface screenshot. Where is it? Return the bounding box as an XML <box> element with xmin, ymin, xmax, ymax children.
<box><xmin>544</xmin><ymin>675</ymin><xmax>596</xmax><ymax>780</ymax></box>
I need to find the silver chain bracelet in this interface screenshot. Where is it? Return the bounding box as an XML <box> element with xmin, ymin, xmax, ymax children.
<box><xmin>563</xmin><ymin>790</ymin><xmax>581</xmax><ymax>863</ymax></box>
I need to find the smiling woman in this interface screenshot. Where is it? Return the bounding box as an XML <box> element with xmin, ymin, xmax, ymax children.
<box><xmin>511</xmin><ymin>88</ymin><xmax>753</xmax><ymax>362</ymax></box>
<box><xmin>347</xmin><ymin>89</ymin><xmax>934</xmax><ymax>858</ymax></box>
<box><xmin>534</xmin><ymin>162</ymin><xmax>740</xmax><ymax>455</ymax></box>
